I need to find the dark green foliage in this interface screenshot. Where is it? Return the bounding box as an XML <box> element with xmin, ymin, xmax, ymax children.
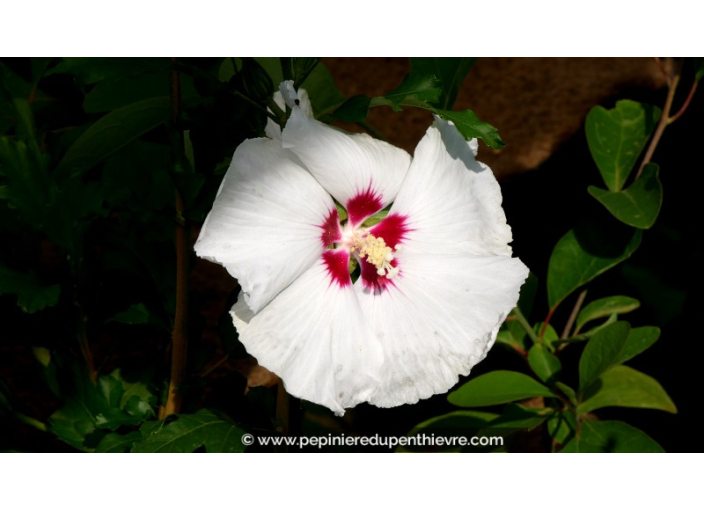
<box><xmin>560</xmin><ymin>420</ymin><xmax>664</xmax><ymax>453</ymax></box>
<box><xmin>409</xmin><ymin>57</ymin><xmax>477</xmax><ymax>109</ymax></box>
<box><xmin>131</xmin><ymin>409</ymin><xmax>246</xmax><ymax>453</ymax></box>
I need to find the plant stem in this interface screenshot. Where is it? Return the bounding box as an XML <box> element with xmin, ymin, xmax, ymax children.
<box><xmin>266</xmin><ymin>97</ymin><xmax>286</xmax><ymax>125</ymax></box>
<box><xmin>12</xmin><ymin>411</ymin><xmax>49</xmax><ymax>432</ymax></box>
<box><xmin>73</xmin><ymin>281</ymin><xmax>96</xmax><ymax>383</ymax></box>
<box><xmin>668</xmin><ymin>79</ymin><xmax>698</xmax><ymax>124</ymax></box>
<box><xmin>233</xmin><ymin>90</ymin><xmax>281</xmax><ymax>125</ymax></box>
<box><xmin>275</xmin><ymin>381</ymin><xmax>290</xmax><ymax>453</ymax></box>
<box><xmin>13</xmin><ymin>411</ymin><xmax>48</xmax><ymax>432</ymax></box>
<box><xmin>512</xmin><ymin>307</ymin><xmax>540</xmax><ymax>344</ymax></box>
<box><xmin>539</xmin><ymin>305</ymin><xmax>557</xmax><ymax>341</ymax></box>
<box><xmin>561</xmin><ymin>290</ymin><xmax>587</xmax><ymax>339</ymax></box>
<box><xmin>162</xmin><ymin>59</ymin><xmax>190</xmax><ymax>418</ymax></box>
<box><xmin>636</xmin><ymin>58</ymin><xmax>689</xmax><ymax>179</ymax></box>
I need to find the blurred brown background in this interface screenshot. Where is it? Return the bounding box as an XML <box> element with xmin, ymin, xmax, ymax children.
<box><xmin>323</xmin><ymin>57</ymin><xmax>667</xmax><ymax>178</ymax></box>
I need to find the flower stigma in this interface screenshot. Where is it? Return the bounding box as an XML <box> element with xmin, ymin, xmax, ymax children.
<box><xmin>341</xmin><ymin>225</ymin><xmax>400</xmax><ymax>279</ymax></box>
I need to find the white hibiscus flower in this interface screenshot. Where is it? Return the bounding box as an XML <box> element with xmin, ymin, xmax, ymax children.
<box><xmin>195</xmin><ymin>81</ymin><xmax>528</xmax><ymax>415</ymax></box>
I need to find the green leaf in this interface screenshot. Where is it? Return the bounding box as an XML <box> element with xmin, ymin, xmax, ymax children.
<box><xmin>55</xmin><ymin>96</ymin><xmax>172</xmax><ymax>177</ymax></box>
<box><xmin>448</xmin><ymin>370</ymin><xmax>556</xmax><ymax>408</ymax></box>
<box><xmin>528</xmin><ymin>344</ymin><xmax>562</xmax><ymax>385</ymax></box>
<box><xmin>576</xmin><ymin>295</ymin><xmax>640</xmax><ymax>333</ymax></box>
<box><xmin>569</xmin><ymin>314</ymin><xmax>619</xmax><ymax>343</ymax></box>
<box><xmin>498</xmin><ymin>273</ymin><xmax>539</xmax><ymax>352</ymax></box>
<box><xmin>299</xmin><ymin>63</ymin><xmax>346</xmax><ymax>117</ymax></box>
<box><xmin>83</xmin><ymin>71</ymin><xmax>188</xmax><ymax>113</ymax></box>
<box><xmin>547</xmin><ymin>224</ymin><xmax>642</xmax><ymax>308</ymax></box>
<box><xmin>47</xmin><ymin>57</ymin><xmax>168</xmax><ymax>85</ymax></box>
<box><xmin>218</xmin><ymin>58</ymin><xmax>237</xmax><ymax>83</ymax></box>
<box><xmin>588</xmin><ymin>163</ymin><xmax>663</xmax><ymax>229</ymax></box>
<box><xmin>585</xmin><ymin>100</ymin><xmax>661</xmax><ymax>191</ymax></box>
<box><xmin>616</xmin><ymin>326</ymin><xmax>660</xmax><ymax>365</ymax></box>
<box><xmin>131</xmin><ymin>409</ymin><xmax>246</xmax><ymax>453</ymax></box>
<box><xmin>579</xmin><ymin>365</ymin><xmax>677</xmax><ymax>415</ymax></box>
<box><xmin>578</xmin><ymin>322</ymin><xmax>660</xmax><ymax>390</ymax></box>
<box><xmin>400</xmin><ymin>410</ymin><xmax>499</xmax><ymax>452</ymax></box>
<box><xmin>281</xmin><ymin>57</ymin><xmax>321</xmax><ymax>88</ymax></box>
<box><xmin>94</xmin><ymin>431</ymin><xmax>143</xmax><ymax>453</ymax></box>
<box><xmin>108</xmin><ymin>303</ymin><xmax>150</xmax><ymax>324</ymax></box>
<box><xmin>533</xmin><ymin>322</ymin><xmax>558</xmax><ymax>351</ymax></box>
<box><xmin>485</xmin><ymin>404</ymin><xmax>552</xmax><ymax>430</ymax></box>
<box><xmin>0</xmin><ymin>137</ymin><xmax>52</xmax><ymax>225</ymax></box>
<box><xmin>555</xmin><ymin>382</ymin><xmax>578</xmax><ymax>406</ymax></box>
<box><xmin>410</xmin><ymin>57</ymin><xmax>477</xmax><ymax>109</ymax></box>
<box><xmin>560</xmin><ymin>420</ymin><xmax>663</xmax><ymax>453</ymax></box>
<box><xmin>0</xmin><ymin>62</ymin><xmax>49</xmax><ymax>135</ymax></box>
<box><xmin>579</xmin><ymin>321</ymin><xmax>631</xmax><ymax>390</ymax></box>
<box><xmin>547</xmin><ymin>411</ymin><xmax>576</xmax><ymax>445</ymax></box>
<box><xmin>239</xmin><ymin>58</ymin><xmax>274</xmax><ymax>103</ymax></box>
<box><xmin>370</xmin><ymin>72</ymin><xmax>442</xmax><ymax>111</ymax></box>
<box><xmin>42</xmin><ymin>176</ymin><xmax>108</xmax><ymax>252</ymax></box>
<box><xmin>433</xmin><ymin>108</ymin><xmax>505</xmax><ymax>149</ymax></box>
<box><xmin>694</xmin><ymin>57</ymin><xmax>704</xmax><ymax>82</ymax></box>
<box><xmin>0</xmin><ymin>265</ymin><xmax>60</xmax><ymax>313</ymax></box>
<box><xmin>11</xmin><ymin>98</ymin><xmax>38</xmax><ymax>147</ymax></box>
<box><xmin>332</xmin><ymin>95</ymin><xmax>372</xmax><ymax>123</ymax></box>
<box><xmin>49</xmin><ymin>368</ymin><xmax>156</xmax><ymax>450</ymax></box>
<box><xmin>409</xmin><ymin>410</ymin><xmax>499</xmax><ymax>433</ymax></box>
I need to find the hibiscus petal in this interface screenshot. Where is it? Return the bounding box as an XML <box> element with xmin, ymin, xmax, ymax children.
<box><xmin>391</xmin><ymin>119</ymin><xmax>513</xmax><ymax>256</ymax></box>
<box><xmin>232</xmin><ymin>253</ymin><xmax>383</xmax><ymax>415</ymax></box>
<box><xmin>265</xmin><ymin>88</ymin><xmax>313</xmax><ymax>140</ymax></box>
<box><xmin>356</xmin><ymin>250</ymin><xmax>529</xmax><ymax>408</ymax></box>
<box><xmin>195</xmin><ymin>137</ymin><xmax>338</xmax><ymax>313</ymax></box>
<box><xmin>282</xmin><ymin>106</ymin><xmax>411</xmax><ymax>227</ymax></box>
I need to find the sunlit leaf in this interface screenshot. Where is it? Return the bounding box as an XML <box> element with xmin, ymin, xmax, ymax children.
<box><xmin>370</xmin><ymin>72</ymin><xmax>442</xmax><ymax>111</ymax></box>
<box><xmin>579</xmin><ymin>365</ymin><xmax>676</xmax><ymax>415</ymax></box>
<box><xmin>433</xmin><ymin>108</ymin><xmax>504</xmax><ymax>149</ymax></box>
<box><xmin>588</xmin><ymin>163</ymin><xmax>663</xmax><ymax>229</ymax></box>
<box><xmin>576</xmin><ymin>295</ymin><xmax>640</xmax><ymax>333</ymax></box>
<box><xmin>410</xmin><ymin>57</ymin><xmax>477</xmax><ymax>109</ymax></box>
<box><xmin>448</xmin><ymin>370</ymin><xmax>556</xmax><ymax>408</ymax></box>
<box><xmin>585</xmin><ymin>100</ymin><xmax>661</xmax><ymax>191</ymax></box>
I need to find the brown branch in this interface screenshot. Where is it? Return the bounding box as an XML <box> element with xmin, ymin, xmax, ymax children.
<box><xmin>561</xmin><ymin>290</ymin><xmax>587</xmax><ymax>340</ymax></box>
<box><xmin>636</xmin><ymin>59</ymin><xmax>683</xmax><ymax>179</ymax></box>
<box><xmin>275</xmin><ymin>381</ymin><xmax>290</xmax><ymax>452</ymax></box>
<box><xmin>538</xmin><ymin>305</ymin><xmax>557</xmax><ymax>341</ymax></box>
<box><xmin>668</xmin><ymin>79</ymin><xmax>698</xmax><ymax>124</ymax></box>
<box><xmin>161</xmin><ymin>59</ymin><xmax>190</xmax><ymax>418</ymax></box>
<box><xmin>77</xmin><ymin>306</ymin><xmax>97</xmax><ymax>384</ymax></box>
